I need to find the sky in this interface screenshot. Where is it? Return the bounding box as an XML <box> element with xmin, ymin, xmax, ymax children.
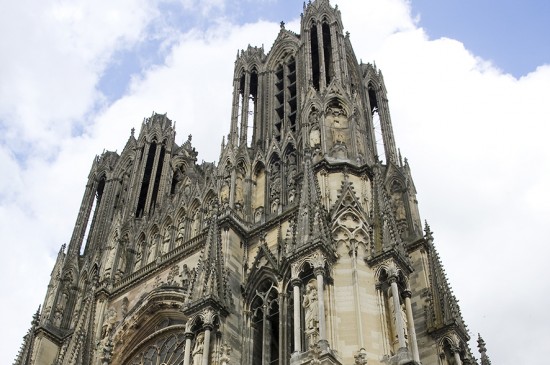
<box><xmin>0</xmin><ymin>0</ymin><xmax>548</xmax><ymax>364</ymax></box>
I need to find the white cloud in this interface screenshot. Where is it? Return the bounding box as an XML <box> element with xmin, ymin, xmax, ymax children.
<box><xmin>1</xmin><ymin>0</ymin><xmax>548</xmax><ymax>364</ymax></box>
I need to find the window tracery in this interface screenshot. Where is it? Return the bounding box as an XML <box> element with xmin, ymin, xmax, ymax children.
<box><xmin>125</xmin><ymin>332</ymin><xmax>186</xmax><ymax>365</ymax></box>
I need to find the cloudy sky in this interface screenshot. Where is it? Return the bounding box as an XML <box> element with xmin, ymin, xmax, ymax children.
<box><xmin>1</xmin><ymin>0</ymin><xmax>548</xmax><ymax>363</ymax></box>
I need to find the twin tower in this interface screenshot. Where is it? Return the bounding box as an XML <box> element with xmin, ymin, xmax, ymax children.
<box><xmin>15</xmin><ymin>1</ymin><xmax>491</xmax><ymax>365</ymax></box>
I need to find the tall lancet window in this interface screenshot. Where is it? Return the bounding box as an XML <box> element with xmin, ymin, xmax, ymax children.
<box><xmin>310</xmin><ymin>24</ymin><xmax>320</xmax><ymax>90</ymax></box>
<box><xmin>250</xmin><ymin>280</ymin><xmax>280</xmax><ymax>365</ymax></box>
<box><xmin>249</xmin><ymin>70</ymin><xmax>258</xmax><ymax>146</ymax></box>
<box><xmin>322</xmin><ymin>21</ymin><xmax>333</xmax><ymax>85</ymax></box>
<box><xmin>238</xmin><ymin>69</ymin><xmax>258</xmax><ymax>147</ymax></box>
<box><xmin>149</xmin><ymin>140</ymin><xmax>166</xmax><ymax>213</ymax></box>
<box><xmin>81</xmin><ymin>175</ymin><xmax>106</xmax><ymax>254</ymax></box>
<box><xmin>368</xmin><ymin>84</ymin><xmax>386</xmax><ymax>164</ymax></box>
<box><xmin>136</xmin><ymin>140</ymin><xmax>157</xmax><ymax>217</ymax></box>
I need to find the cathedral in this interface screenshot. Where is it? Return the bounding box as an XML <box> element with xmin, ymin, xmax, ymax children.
<box><xmin>14</xmin><ymin>1</ymin><xmax>492</xmax><ymax>365</ymax></box>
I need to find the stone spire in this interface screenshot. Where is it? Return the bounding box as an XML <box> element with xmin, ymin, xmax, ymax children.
<box><xmin>294</xmin><ymin>151</ymin><xmax>331</xmax><ymax>252</ymax></box>
<box><xmin>477</xmin><ymin>334</ymin><xmax>491</xmax><ymax>365</ymax></box>
<box><xmin>370</xmin><ymin>163</ymin><xmax>404</xmax><ymax>255</ymax></box>
<box><xmin>187</xmin><ymin>206</ymin><xmax>231</xmax><ymax>310</ymax></box>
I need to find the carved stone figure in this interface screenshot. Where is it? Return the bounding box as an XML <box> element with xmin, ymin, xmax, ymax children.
<box><xmin>161</xmin><ymin>227</ymin><xmax>171</xmax><ymax>254</ymax></box>
<box><xmin>167</xmin><ymin>264</ymin><xmax>180</xmax><ymax>286</ymax></box>
<box><xmin>254</xmin><ymin>206</ymin><xmax>264</xmax><ymax>223</ymax></box>
<box><xmin>192</xmin><ymin>211</ymin><xmax>201</xmax><ymax>236</ymax></box>
<box><xmin>310</xmin><ymin>127</ymin><xmax>321</xmax><ymax>147</ymax></box>
<box><xmin>388</xmin><ymin>293</ymin><xmax>408</xmax><ymax>348</ymax></box>
<box><xmin>327</xmin><ymin>104</ymin><xmax>348</xmax><ymax>145</ymax></box>
<box><xmin>220</xmin><ymin>177</ymin><xmax>230</xmax><ymax>206</ymax></box>
<box><xmin>102</xmin><ymin>307</ymin><xmax>117</xmax><ymax>339</ymax></box>
<box><xmin>102</xmin><ymin>232</ymin><xmax>118</xmax><ymax>280</ymax></box>
<box><xmin>192</xmin><ymin>332</ymin><xmax>205</xmax><ymax>365</ymax></box>
<box><xmin>115</xmin><ymin>246</ymin><xmax>127</xmax><ymax>282</ymax></box>
<box><xmin>180</xmin><ymin>264</ymin><xmax>191</xmax><ymax>290</ymax></box>
<box><xmin>303</xmin><ymin>280</ymin><xmax>319</xmax><ymax>336</ymax></box>
<box><xmin>235</xmin><ymin>175</ymin><xmax>244</xmax><ymax>207</ymax></box>
<box><xmin>176</xmin><ymin>219</ymin><xmax>186</xmax><ymax>244</ymax></box>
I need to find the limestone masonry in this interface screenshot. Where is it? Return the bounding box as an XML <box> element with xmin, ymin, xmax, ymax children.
<box><xmin>15</xmin><ymin>1</ymin><xmax>491</xmax><ymax>365</ymax></box>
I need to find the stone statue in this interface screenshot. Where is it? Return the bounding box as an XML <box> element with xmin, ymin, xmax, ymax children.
<box><xmin>180</xmin><ymin>264</ymin><xmax>191</xmax><ymax>291</ymax></box>
<box><xmin>310</xmin><ymin>127</ymin><xmax>321</xmax><ymax>147</ymax></box>
<box><xmin>192</xmin><ymin>332</ymin><xmax>205</xmax><ymax>365</ymax></box>
<box><xmin>327</xmin><ymin>105</ymin><xmax>348</xmax><ymax>145</ymax></box>
<box><xmin>388</xmin><ymin>294</ymin><xmax>408</xmax><ymax>348</ymax></box>
<box><xmin>115</xmin><ymin>248</ymin><xmax>127</xmax><ymax>283</ymax></box>
<box><xmin>192</xmin><ymin>211</ymin><xmax>201</xmax><ymax>236</ymax></box>
<box><xmin>220</xmin><ymin>177</ymin><xmax>230</xmax><ymax>206</ymax></box>
<box><xmin>254</xmin><ymin>207</ymin><xmax>264</xmax><ymax>223</ymax></box>
<box><xmin>235</xmin><ymin>176</ymin><xmax>244</xmax><ymax>207</ymax></box>
<box><xmin>161</xmin><ymin>227</ymin><xmax>171</xmax><ymax>254</ymax></box>
<box><xmin>288</xmin><ymin>188</ymin><xmax>296</xmax><ymax>204</ymax></box>
<box><xmin>176</xmin><ymin>219</ymin><xmax>186</xmax><ymax>244</ymax></box>
<box><xmin>303</xmin><ymin>280</ymin><xmax>319</xmax><ymax>335</ymax></box>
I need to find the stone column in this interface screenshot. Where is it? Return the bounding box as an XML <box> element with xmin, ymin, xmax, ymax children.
<box><xmin>402</xmin><ymin>290</ymin><xmax>419</xmax><ymax>362</ymax></box>
<box><xmin>202</xmin><ymin>325</ymin><xmax>212</xmax><ymax>365</ymax></box>
<box><xmin>292</xmin><ymin>278</ymin><xmax>302</xmax><ymax>353</ymax></box>
<box><xmin>316</xmin><ymin>21</ymin><xmax>326</xmax><ymax>90</ymax></box>
<box><xmin>278</xmin><ymin>292</ymin><xmax>285</xmax><ymax>364</ymax></box>
<box><xmin>389</xmin><ymin>277</ymin><xmax>406</xmax><ymax>349</ymax></box>
<box><xmin>314</xmin><ymin>267</ymin><xmax>327</xmax><ymax>343</ymax></box>
<box><xmin>183</xmin><ymin>332</ymin><xmax>193</xmax><ymax>365</ymax></box>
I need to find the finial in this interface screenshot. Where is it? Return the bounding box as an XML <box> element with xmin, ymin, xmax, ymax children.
<box><xmin>477</xmin><ymin>333</ymin><xmax>487</xmax><ymax>353</ymax></box>
<box><xmin>188</xmin><ymin>134</ymin><xmax>192</xmax><ymax>142</ymax></box>
<box><xmin>280</xmin><ymin>21</ymin><xmax>285</xmax><ymax>29</ymax></box>
<box><xmin>131</xmin><ymin>127</ymin><xmax>135</xmax><ymax>137</ymax></box>
<box><xmin>32</xmin><ymin>306</ymin><xmax>41</xmax><ymax>326</ymax></box>
<box><xmin>424</xmin><ymin>220</ymin><xmax>433</xmax><ymax>242</ymax></box>
<box><xmin>398</xmin><ymin>148</ymin><xmax>403</xmax><ymax>167</ymax></box>
<box><xmin>477</xmin><ymin>334</ymin><xmax>492</xmax><ymax>365</ymax></box>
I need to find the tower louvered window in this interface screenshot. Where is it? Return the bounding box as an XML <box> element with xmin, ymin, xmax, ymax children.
<box><xmin>273</xmin><ymin>57</ymin><xmax>297</xmax><ymax>142</ymax></box>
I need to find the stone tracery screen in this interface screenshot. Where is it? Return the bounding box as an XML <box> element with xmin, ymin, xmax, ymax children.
<box><xmin>125</xmin><ymin>331</ymin><xmax>186</xmax><ymax>365</ymax></box>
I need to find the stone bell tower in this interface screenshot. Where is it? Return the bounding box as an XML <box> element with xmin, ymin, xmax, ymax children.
<box><xmin>14</xmin><ymin>1</ymin><xmax>491</xmax><ymax>365</ymax></box>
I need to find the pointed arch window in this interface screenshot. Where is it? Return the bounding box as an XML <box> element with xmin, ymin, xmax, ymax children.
<box><xmin>81</xmin><ymin>175</ymin><xmax>106</xmax><ymax>254</ymax></box>
<box><xmin>125</xmin><ymin>332</ymin><xmax>186</xmax><ymax>365</ymax></box>
<box><xmin>368</xmin><ymin>83</ymin><xmax>386</xmax><ymax>164</ymax></box>
<box><xmin>238</xmin><ymin>69</ymin><xmax>259</xmax><ymax>147</ymax></box>
<box><xmin>322</xmin><ymin>21</ymin><xmax>333</xmax><ymax>85</ymax></box>
<box><xmin>136</xmin><ymin>140</ymin><xmax>157</xmax><ymax>217</ymax></box>
<box><xmin>250</xmin><ymin>280</ymin><xmax>280</xmax><ymax>365</ymax></box>
<box><xmin>310</xmin><ymin>24</ymin><xmax>320</xmax><ymax>90</ymax></box>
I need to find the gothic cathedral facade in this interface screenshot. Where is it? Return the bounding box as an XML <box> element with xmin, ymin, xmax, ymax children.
<box><xmin>15</xmin><ymin>1</ymin><xmax>491</xmax><ymax>365</ymax></box>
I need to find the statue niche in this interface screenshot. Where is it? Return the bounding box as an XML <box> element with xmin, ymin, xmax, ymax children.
<box><xmin>326</xmin><ymin>101</ymin><xmax>349</xmax><ymax>158</ymax></box>
<box><xmin>390</xmin><ymin>180</ymin><xmax>408</xmax><ymax>238</ymax></box>
<box><xmin>235</xmin><ymin>173</ymin><xmax>244</xmax><ymax>212</ymax></box>
<box><xmin>220</xmin><ymin>176</ymin><xmax>230</xmax><ymax>208</ymax></box>
<box><xmin>303</xmin><ymin>279</ymin><xmax>319</xmax><ymax>345</ymax></box>
<box><xmin>269</xmin><ymin>159</ymin><xmax>281</xmax><ymax>214</ymax></box>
